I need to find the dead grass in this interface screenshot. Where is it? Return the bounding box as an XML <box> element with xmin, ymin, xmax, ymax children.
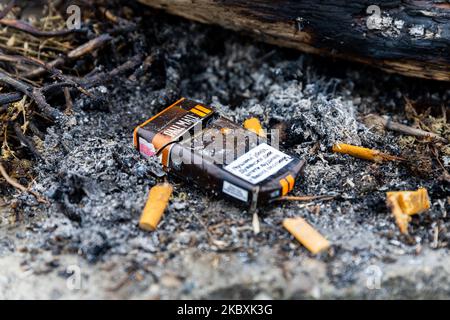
<box><xmin>399</xmin><ymin>99</ymin><xmax>449</xmax><ymax>179</ymax></box>
<box><xmin>1</xmin><ymin>1</ymin><xmax>138</xmax><ymax>198</ymax></box>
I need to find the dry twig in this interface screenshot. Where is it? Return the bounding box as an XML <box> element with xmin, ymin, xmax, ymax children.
<box><xmin>0</xmin><ymin>162</ymin><xmax>47</xmax><ymax>204</ymax></box>
<box><xmin>0</xmin><ymin>0</ymin><xmax>16</xmax><ymax>20</ymax></box>
<box><xmin>0</xmin><ymin>92</ymin><xmax>22</xmax><ymax>105</ymax></box>
<box><xmin>366</xmin><ymin>114</ymin><xmax>448</xmax><ymax>144</ymax></box>
<box><xmin>0</xmin><ymin>70</ymin><xmax>61</xmax><ymax>119</ymax></box>
<box><xmin>81</xmin><ymin>54</ymin><xmax>143</xmax><ymax>88</ymax></box>
<box><xmin>0</xmin><ymin>18</ymin><xmax>81</xmax><ymax>38</ymax></box>
<box><xmin>12</xmin><ymin>122</ymin><xmax>41</xmax><ymax>159</ymax></box>
<box><xmin>63</xmin><ymin>87</ymin><xmax>73</xmax><ymax>115</ymax></box>
<box><xmin>276</xmin><ymin>195</ymin><xmax>336</xmax><ymax>201</ymax></box>
<box><xmin>24</xmin><ymin>34</ymin><xmax>113</xmax><ymax>78</ymax></box>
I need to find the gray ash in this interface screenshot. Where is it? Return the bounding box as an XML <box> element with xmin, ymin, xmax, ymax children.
<box><xmin>1</xmin><ymin>4</ymin><xmax>449</xmax><ymax>299</ymax></box>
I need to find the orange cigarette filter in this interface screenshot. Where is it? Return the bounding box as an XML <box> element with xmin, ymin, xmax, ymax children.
<box><xmin>386</xmin><ymin>187</ymin><xmax>430</xmax><ymax>215</ymax></box>
<box><xmin>243</xmin><ymin>117</ymin><xmax>266</xmax><ymax>137</ymax></box>
<box><xmin>386</xmin><ymin>187</ymin><xmax>430</xmax><ymax>234</ymax></box>
<box><xmin>386</xmin><ymin>195</ymin><xmax>411</xmax><ymax>234</ymax></box>
<box><xmin>139</xmin><ymin>183</ymin><xmax>173</xmax><ymax>231</ymax></box>
<box><xmin>283</xmin><ymin>217</ymin><xmax>330</xmax><ymax>254</ymax></box>
<box><xmin>332</xmin><ymin>143</ymin><xmax>403</xmax><ymax>162</ymax></box>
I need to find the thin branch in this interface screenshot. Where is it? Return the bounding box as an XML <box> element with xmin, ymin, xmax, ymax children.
<box><xmin>81</xmin><ymin>54</ymin><xmax>143</xmax><ymax>88</ymax></box>
<box><xmin>0</xmin><ymin>92</ymin><xmax>22</xmax><ymax>105</ymax></box>
<box><xmin>367</xmin><ymin>114</ymin><xmax>448</xmax><ymax>144</ymax></box>
<box><xmin>0</xmin><ymin>162</ymin><xmax>26</xmax><ymax>193</ymax></box>
<box><xmin>275</xmin><ymin>195</ymin><xmax>336</xmax><ymax>201</ymax></box>
<box><xmin>0</xmin><ymin>0</ymin><xmax>16</xmax><ymax>20</ymax></box>
<box><xmin>24</xmin><ymin>34</ymin><xmax>113</xmax><ymax>79</ymax></box>
<box><xmin>63</xmin><ymin>87</ymin><xmax>73</xmax><ymax>115</ymax></box>
<box><xmin>0</xmin><ymin>162</ymin><xmax>47</xmax><ymax>204</ymax></box>
<box><xmin>32</xmin><ymin>87</ymin><xmax>61</xmax><ymax>119</ymax></box>
<box><xmin>0</xmin><ymin>70</ymin><xmax>61</xmax><ymax>119</ymax></box>
<box><xmin>0</xmin><ymin>51</ymin><xmax>91</xmax><ymax>97</ymax></box>
<box><xmin>27</xmin><ymin>121</ymin><xmax>44</xmax><ymax>140</ymax></box>
<box><xmin>0</xmin><ymin>18</ymin><xmax>82</xmax><ymax>37</ymax></box>
<box><xmin>68</xmin><ymin>34</ymin><xmax>112</xmax><ymax>59</ymax></box>
<box><xmin>0</xmin><ymin>69</ymin><xmax>30</xmax><ymax>93</ymax></box>
<box><xmin>13</xmin><ymin>122</ymin><xmax>41</xmax><ymax>159</ymax></box>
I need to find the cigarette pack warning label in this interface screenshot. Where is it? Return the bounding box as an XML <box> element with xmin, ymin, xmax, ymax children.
<box><xmin>224</xmin><ymin>143</ymin><xmax>292</xmax><ymax>184</ymax></box>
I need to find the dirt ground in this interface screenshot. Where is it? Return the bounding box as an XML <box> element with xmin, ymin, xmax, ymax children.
<box><xmin>1</xmin><ymin>4</ymin><xmax>449</xmax><ymax>299</ymax></box>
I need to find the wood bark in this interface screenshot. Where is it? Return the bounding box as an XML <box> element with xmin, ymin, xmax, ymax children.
<box><xmin>139</xmin><ymin>0</ymin><xmax>450</xmax><ymax>81</ymax></box>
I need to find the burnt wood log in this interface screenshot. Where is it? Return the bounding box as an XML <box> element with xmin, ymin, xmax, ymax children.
<box><xmin>139</xmin><ymin>0</ymin><xmax>450</xmax><ymax>81</ymax></box>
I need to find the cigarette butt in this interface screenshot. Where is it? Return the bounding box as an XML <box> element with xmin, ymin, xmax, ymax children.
<box><xmin>387</xmin><ymin>194</ymin><xmax>411</xmax><ymax>234</ymax></box>
<box><xmin>283</xmin><ymin>217</ymin><xmax>330</xmax><ymax>254</ymax></box>
<box><xmin>387</xmin><ymin>187</ymin><xmax>430</xmax><ymax>215</ymax></box>
<box><xmin>332</xmin><ymin>143</ymin><xmax>403</xmax><ymax>163</ymax></box>
<box><xmin>139</xmin><ymin>183</ymin><xmax>173</xmax><ymax>231</ymax></box>
<box><xmin>244</xmin><ymin>117</ymin><xmax>266</xmax><ymax>137</ymax></box>
<box><xmin>386</xmin><ymin>187</ymin><xmax>430</xmax><ymax>234</ymax></box>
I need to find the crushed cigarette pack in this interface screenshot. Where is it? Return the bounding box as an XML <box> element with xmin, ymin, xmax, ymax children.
<box><xmin>134</xmin><ymin>98</ymin><xmax>305</xmax><ymax>208</ymax></box>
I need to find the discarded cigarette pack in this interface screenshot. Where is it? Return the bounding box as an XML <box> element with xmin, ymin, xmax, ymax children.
<box><xmin>133</xmin><ymin>98</ymin><xmax>305</xmax><ymax>208</ymax></box>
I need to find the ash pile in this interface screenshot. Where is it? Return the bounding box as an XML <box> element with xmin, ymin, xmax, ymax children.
<box><xmin>0</xmin><ymin>1</ymin><xmax>449</xmax><ymax>299</ymax></box>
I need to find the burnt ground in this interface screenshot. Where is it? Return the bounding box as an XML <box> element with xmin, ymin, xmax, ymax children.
<box><xmin>1</xmin><ymin>6</ymin><xmax>450</xmax><ymax>299</ymax></box>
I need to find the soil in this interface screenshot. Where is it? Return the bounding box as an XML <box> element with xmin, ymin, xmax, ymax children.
<box><xmin>0</xmin><ymin>4</ymin><xmax>449</xmax><ymax>299</ymax></box>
